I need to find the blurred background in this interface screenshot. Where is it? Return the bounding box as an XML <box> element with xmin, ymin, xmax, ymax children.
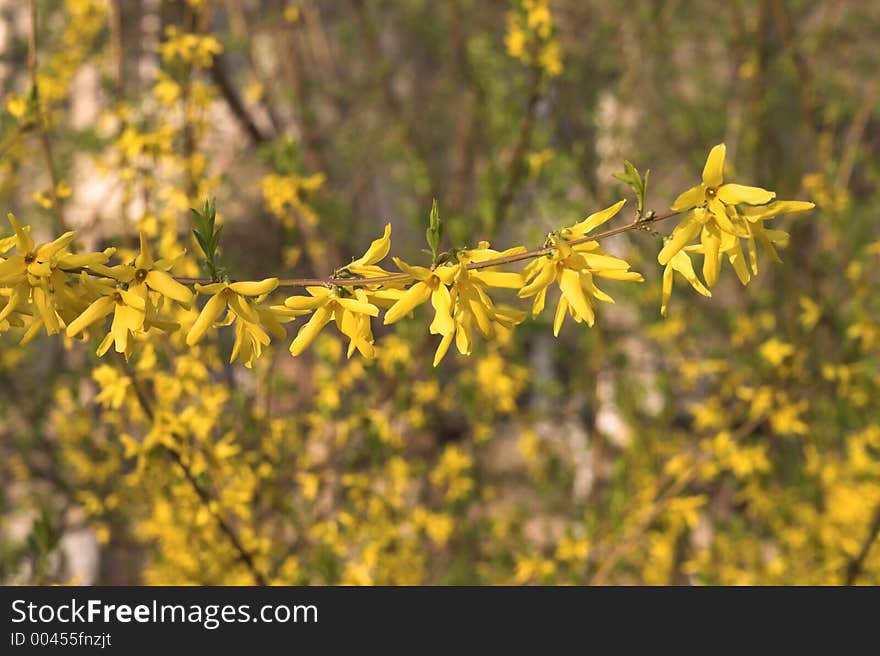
<box><xmin>1</xmin><ymin>0</ymin><xmax>879</xmax><ymax>584</ymax></box>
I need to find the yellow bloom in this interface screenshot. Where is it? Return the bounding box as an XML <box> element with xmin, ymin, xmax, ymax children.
<box><xmin>661</xmin><ymin>146</ymin><xmax>813</xmax><ymax>288</ymax></box>
<box><xmin>6</xmin><ymin>94</ymin><xmax>26</xmax><ymax>119</ymax></box>
<box><xmin>0</xmin><ymin>213</ymin><xmax>76</xmax><ymax>335</ymax></box>
<box><xmin>383</xmin><ymin>258</ymin><xmax>458</xmax><ymax>335</ymax></box>
<box><xmin>759</xmin><ymin>338</ymin><xmax>795</xmax><ymax>367</ymax></box>
<box><xmin>229</xmin><ymin>315</ymin><xmax>270</xmax><ymax>369</ymax></box>
<box><xmin>660</xmin><ymin>144</ymin><xmax>777</xmax><ymax>271</ymax></box>
<box><xmin>432</xmin><ymin>298</ymin><xmax>525</xmax><ymax>367</ymax></box>
<box><xmin>125</xmin><ymin>232</ymin><xmax>193</xmax><ymax>306</ymax></box>
<box><xmin>66</xmin><ymin>280</ymin><xmax>147</xmax><ymax>356</ymax></box>
<box><xmin>519</xmin><ymin>201</ymin><xmax>642</xmax><ymax>335</ymax></box>
<box><xmin>186</xmin><ymin>278</ymin><xmax>279</xmax><ymax>346</ymax></box>
<box><xmin>663</xmin><ymin>199</ymin><xmax>813</xmax><ymax>288</ymax></box>
<box><xmin>670</xmin><ymin>143</ymin><xmax>775</xmax><ymax>222</ymax></box>
<box><xmin>340</xmin><ymin>223</ymin><xmax>395</xmax><ymax>279</ymax></box>
<box><xmin>431</xmin><ymin>245</ymin><xmax>526</xmax><ymax>366</ymax></box>
<box><xmin>285</xmin><ymin>287</ymin><xmax>379</xmax><ymax>358</ymax></box>
<box><xmin>0</xmin><ymin>213</ymin><xmax>75</xmax><ymax>284</ymax></box>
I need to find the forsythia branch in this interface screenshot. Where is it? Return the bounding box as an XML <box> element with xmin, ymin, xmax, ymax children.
<box><xmin>0</xmin><ymin>144</ymin><xmax>814</xmax><ymax>369</ymax></box>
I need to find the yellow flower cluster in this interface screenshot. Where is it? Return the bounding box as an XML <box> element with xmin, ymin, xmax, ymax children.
<box><xmin>657</xmin><ymin>144</ymin><xmax>814</xmax><ymax>315</ymax></box>
<box><xmin>505</xmin><ymin>0</ymin><xmax>563</xmax><ymax>77</ymax></box>
<box><xmin>159</xmin><ymin>26</ymin><xmax>223</xmax><ymax>68</ymax></box>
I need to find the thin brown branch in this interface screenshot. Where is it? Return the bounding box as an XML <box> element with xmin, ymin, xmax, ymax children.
<box><xmin>63</xmin><ymin>208</ymin><xmax>683</xmax><ymax>289</ymax></box>
<box><xmin>115</xmin><ymin>353</ymin><xmax>269</xmax><ymax>585</ymax></box>
<box><xmin>108</xmin><ymin>0</ymin><xmax>125</xmax><ymax>98</ymax></box>
<box><xmin>29</xmin><ymin>0</ymin><xmax>68</xmax><ymax>232</ymax></box>
<box><xmin>835</xmin><ymin>78</ymin><xmax>880</xmax><ymax>193</ymax></box>
<box><xmin>209</xmin><ymin>54</ymin><xmax>269</xmax><ymax>145</ymax></box>
<box><xmin>493</xmin><ymin>61</ymin><xmax>544</xmax><ymax>230</ymax></box>
<box><xmin>844</xmin><ymin>500</ymin><xmax>880</xmax><ymax>585</ymax></box>
<box><xmin>589</xmin><ymin>417</ymin><xmax>763</xmax><ymax>585</ymax></box>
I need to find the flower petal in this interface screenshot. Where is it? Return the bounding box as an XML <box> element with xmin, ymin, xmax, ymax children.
<box><xmin>658</xmin><ymin>213</ymin><xmax>702</xmax><ymax>265</ymax></box>
<box><xmin>35</xmin><ymin>231</ymin><xmax>76</xmax><ymax>261</ymax></box>
<box><xmin>186</xmin><ymin>292</ymin><xmax>228</xmax><ymax>345</ymax></box>
<box><xmin>470</xmin><ymin>270</ymin><xmax>523</xmax><ymax>289</ymax></box>
<box><xmin>709</xmin><ymin>198</ymin><xmax>749</xmax><ymax>237</ymax></box>
<box><xmin>701</xmin><ymin>225</ymin><xmax>722</xmax><ymax>287</ymax></box>
<box><xmin>227</xmin><ymin>292</ymin><xmax>260</xmax><ymax>323</ymax></box>
<box><xmin>702</xmin><ymin>143</ymin><xmax>726</xmax><ymax>188</ymax></box>
<box><xmin>558</xmin><ymin>268</ymin><xmax>594</xmax><ymax>327</ymax></box>
<box><xmin>135</xmin><ymin>232</ymin><xmax>154</xmax><ymax>269</ymax></box>
<box><xmin>383</xmin><ymin>281</ymin><xmax>432</xmax><ymax>324</ymax></box>
<box><xmin>228</xmin><ymin>278</ymin><xmax>279</xmax><ymax>296</ymax></box>
<box><xmin>66</xmin><ymin>296</ymin><xmax>115</xmax><ymax>337</ymax></box>
<box><xmin>336</xmin><ymin>297</ymin><xmax>380</xmax><ymax>317</ymax></box>
<box><xmin>284</xmin><ymin>293</ymin><xmax>329</xmax><ymax>311</ymax></box>
<box><xmin>7</xmin><ymin>213</ymin><xmax>34</xmax><ymax>253</ymax></box>
<box><xmin>289</xmin><ymin>305</ymin><xmax>332</xmax><ymax>356</ymax></box>
<box><xmin>433</xmin><ymin>331</ymin><xmax>455</xmax><ymax>367</ymax></box>
<box><xmin>725</xmin><ymin>240</ymin><xmax>751</xmax><ymax>285</ymax></box>
<box><xmin>717</xmin><ymin>184</ymin><xmax>775</xmax><ymax>206</ymax></box>
<box><xmin>392</xmin><ymin>257</ymin><xmax>432</xmax><ymax>281</ymax></box>
<box><xmin>670</xmin><ymin>251</ymin><xmax>712</xmax><ymax>297</ymax></box>
<box><xmin>518</xmin><ymin>259</ymin><xmax>556</xmax><ymax>298</ymax></box>
<box><xmin>567</xmin><ymin>199</ymin><xmax>627</xmax><ymax>235</ymax></box>
<box><xmin>670</xmin><ymin>185</ymin><xmax>705</xmax><ymax>212</ymax></box>
<box><xmin>552</xmin><ymin>296</ymin><xmax>568</xmax><ymax>336</ymax></box>
<box><xmin>347</xmin><ymin>223</ymin><xmax>391</xmax><ymax>269</ymax></box>
<box><xmin>740</xmin><ymin>200</ymin><xmax>815</xmax><ymax>222</ymax></box>
<box><xmin>146</xmin><ymin>270</ymin><xmax>193</xmax><ymax>304</ymax></box>
<box><xmin>428</xmin><ymin>284</ymin><xmax>454</xmax><ymax>336</ymax></box>
<box><xmin>660</xmin><ymin>263</ymin><xmax>674</xmax><ymax>317</ymax></box>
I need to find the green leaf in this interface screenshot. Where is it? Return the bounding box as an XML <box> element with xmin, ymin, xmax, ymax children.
<box><xmin>192</xmin><ymin>230</ymin><xmax>209</xmax><ymax>257</ymax></box>
<box><xmin>191</xmin><ymin>197</ymin><xmax>224</xmax><ymax>280</ymax></box>
<box><xmin>426</xmin><ymin>199</ymin><xmax>443</xmax><ymax>267</ymax></box>
<box><xmin>613</xmin><ymin>160</ymin><xmax>648</xmax><ymax>217</ymax></box>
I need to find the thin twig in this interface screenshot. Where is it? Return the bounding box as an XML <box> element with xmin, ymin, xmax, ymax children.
<box><xmin>493</xmin><ymin>61</ymin><xmax>544</xmax><ymax>230</ymax></box>
<box><xmin>63</xmin><ymin>208</ymin><xmax>682</xmax><ymax>289</ymax></box>
<box><xmin>844</xmin><ymin>500</ymin><xmax>880</xmax><ymax>585</ymax></box>
<box><xmin>589</xmin><ymin>417</ymin><xmax>762</xmax><ymax>585</ymax></box>
<box><xmin>115</xmin><ymin>353</ymin><xmax>269</xmax><ymax>585</ymax></box>
<box><xmin>209</xmin><ymin>53</ymin><xmax>269</xmax><ymax>145</ymax></box>
<box><xmin>29</xmin><ymin>0</ymin><xmax>67</xmax><ymax>232</ymax></box>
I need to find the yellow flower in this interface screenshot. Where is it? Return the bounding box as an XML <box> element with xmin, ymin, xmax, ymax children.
<box><xmin>66</xmin><ymin>279</ymin><xmax>147</xmax><ymax>356</ymax></box>
<box><xmin>186</xmin><ymin>278</ymin><xmax>279</xmax><ymax>346</ymax></box>
<box><xmin>0</xmin><ymin>213</ymin><xmax>76</xmax><ymax>335</ymax></box>
<box><xmin>0</xmin><ymin>213</ymin><xmax>75</xmax><ymax>283</ymax></box>
<box><xmin>661</xmin><ymin>146</ymin><xmax>813</xmax><ymax>288</ymax></box>
<box><xmin>6</xmin><ymin>94</ymin><xmax>26</xmax><ymax>119</ymax></box>
<box><xmin>519</xmin><ymin>200</ymin><xmax>642</xmax><ymax>334</ymax></box>
<box><xmin>432</xmin><ymin>299</ymin><xmax>525</xmax><ymax>367</ymax></box>
<box><xmin>383</xmin><ymin>258</ymin><xmax>458</xmax><ymax>335</ymax></box>
<box><xmin>340</xmin><ymin>223</ymin><xmax>395</xmax><ymax>279</ymax></box>
<box><xmin>109</xmin><ymin>232</ymin><xmax>194</xmax><ymax>306</ymax></box>
<box><xmin>431</xmin><ymin>245</ymin><xmax>526</xmax><ymax>366</ymax></box>
<box><xmin>670</xmin><ymin>143</ymin><xmax>775</xmax><ymax>225</ymax></box>
<box><xmin>660</xmin><ymin>144</ymin><xmax>777</xmax><ymax>275</ymax></box>
<box><xmin>285</xmin><ymin>287</ymin><xmax>379</xmax><ymax>358</ymax></box>
<box><xmin>207</xmin><ymin>291</ymin><xmax>295</xmax><ymax>367</ymax></box>
<box><xmin>798</xmin><ymin>295</ymin><xmax>821</xmax><ymax>331</ymax></box>
<box><xmin>759</xmin><ymin>338</ymin><xmax>795</xmax><ymax>367</ymax></box>
<box><xmin>665</xmin><ymin>199</ymin><xmax>813</xmax><ymax>288</ymax></box>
